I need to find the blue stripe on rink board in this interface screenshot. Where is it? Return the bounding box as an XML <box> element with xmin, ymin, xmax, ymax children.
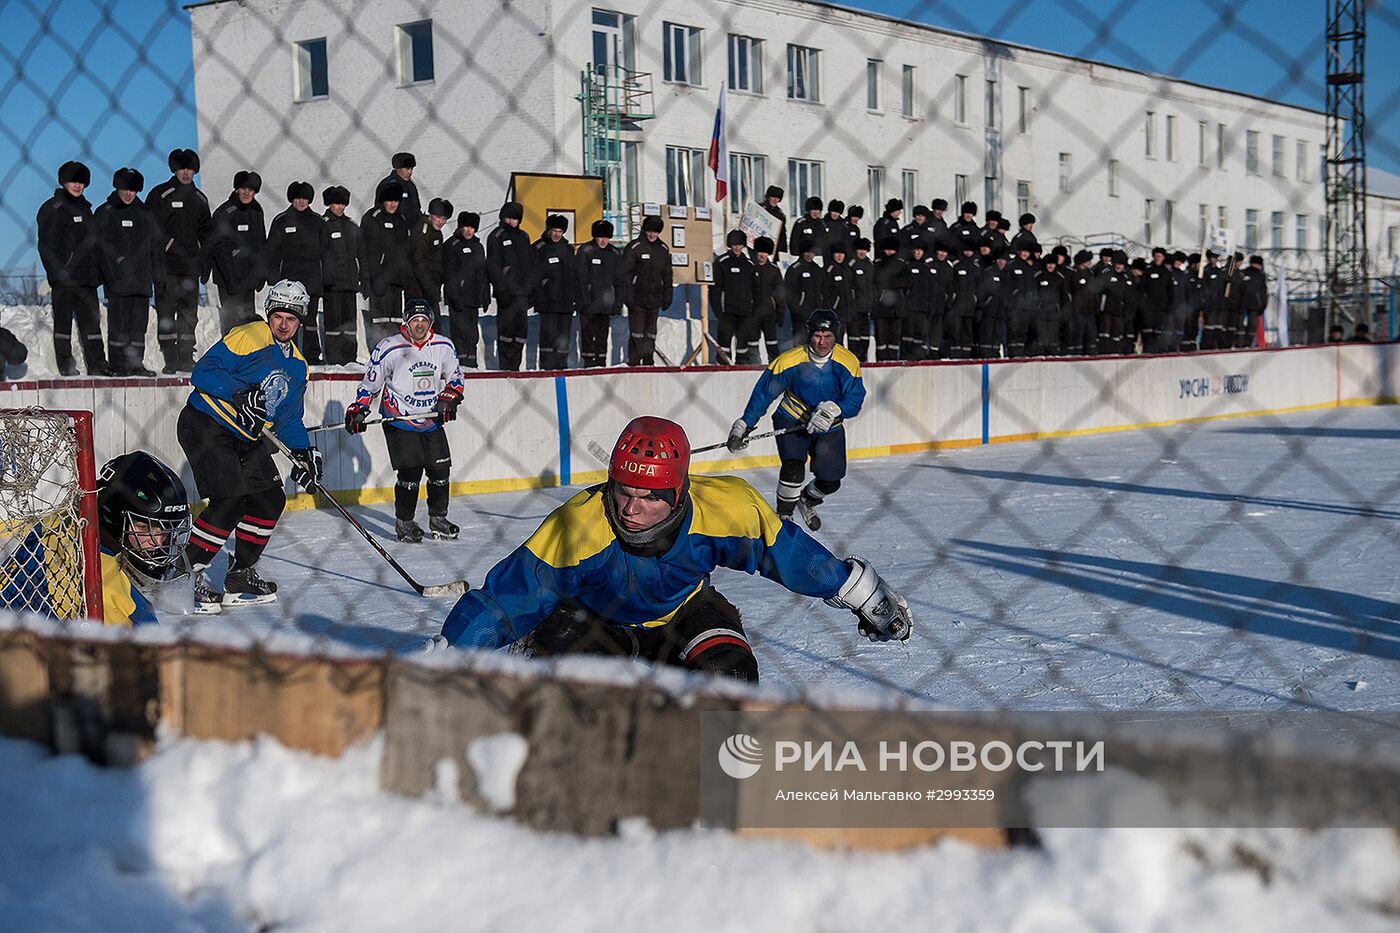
<box><xmin>554</xmin><ymin>375</ymin><xmax>571</xmax><ymax>486</ymax></box>
<box><xmin>981</xmin><ymin>363</ymin><xmax>990</xmax><ymax>445</ymax></box>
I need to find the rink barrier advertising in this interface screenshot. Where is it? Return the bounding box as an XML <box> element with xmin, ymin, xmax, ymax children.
<box><xmin>0</xmin><ymin>343</ymin><xmax>1395</xmax><ymax>511</ymax></box>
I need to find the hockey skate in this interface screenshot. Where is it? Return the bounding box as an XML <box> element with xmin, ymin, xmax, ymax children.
<box><xmin>795</xmin><ymin>493</ymin><xmax>822</xmax><ymax>531</ymax></box>
<box><xmin>428</xmin><ymin>515</ymin><xmax>459</xmax><ymax>540</ymax></box>
<box><xmin>193</xmin><ymin>571</ymin><xmax>223</xmax><ymax>615</ymax></box>
<box><xmin>396</xmin><ymin>518</ymin><xmax>425</xmax><ymax>543</ymax></box>
<box><xmin>222</xmin><ymin>564</ymin><xmax>277</xmax><ymax>607</ymax></box>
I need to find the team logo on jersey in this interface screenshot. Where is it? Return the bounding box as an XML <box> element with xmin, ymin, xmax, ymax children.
<box><xmin>261</xmin><ymin>371</ymin><xmax>290</xmax><ymax>416</ymax></box>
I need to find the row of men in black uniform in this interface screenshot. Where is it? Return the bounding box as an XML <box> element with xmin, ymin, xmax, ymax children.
<box><xmin>32</xmin><ymin>149</ymin><xmax>682</xmax><ymax>375</ymax></box>
<box><xmin>718</xmin><ymin>190</ymin><xmax>1270</xmax><ymax>360</ymax></box>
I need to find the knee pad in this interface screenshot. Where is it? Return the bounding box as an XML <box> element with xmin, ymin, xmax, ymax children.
<box><xmin>779</xmin><ymin>459</ymin><xmax>806</xmax><ymax>485</ymax></box>
<box><xmin>396</xmin><ymin>467</ymin><xmax>424</xmax><ymax>489</ymax></box>
<box><xmin>245</xmin><ymin>485</ymin><xmax>286</xmax><ymax>521</ymax></box>
<box><xmin>689</xmin><ymin>645</ymin><xmax>759</xmax><ymax>683</ymax></box>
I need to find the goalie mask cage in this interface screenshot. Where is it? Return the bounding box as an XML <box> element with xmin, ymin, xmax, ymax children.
<box><xmin>0</xmin><ymin>409</ymin><xmax>102</xmax><ymax>621</ymax></box>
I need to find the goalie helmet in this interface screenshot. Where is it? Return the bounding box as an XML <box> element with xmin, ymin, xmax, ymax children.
<box><xmin>609</xmin><ymin>416</ymin><xmax>690</xmax><ymax>507</ymax></box>
<box><xmin>97</xmin><ymin>452</ymin><xmax>191</xmax><ymax>580</ymax></box>
<box><xmin>265</xmin><ymin>279</ymin><xmax>310</xmax><ymax>319</ymax></box>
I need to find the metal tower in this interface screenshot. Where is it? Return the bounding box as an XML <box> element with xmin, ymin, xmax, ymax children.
<box><xmin>1325</xmin><ymin>0</ymin><xmax>1367</xmax><ymax>331</ymax></box>
<box><xmin>579</xmin><ymin>64</ymin><xmax>654</xmax><ymax>239</ymax></box>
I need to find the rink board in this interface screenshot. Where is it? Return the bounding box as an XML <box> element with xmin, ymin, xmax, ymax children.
<box><xmin>0</xmin><ymin>344</ymin><xmax>1392</xmax><ymax>509</ymax></box>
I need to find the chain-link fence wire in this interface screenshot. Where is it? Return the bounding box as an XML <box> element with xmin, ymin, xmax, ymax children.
<box><xmin>0</xmin><ymin>0</ymin><xmax>1397</xmax><ymax>730</ymax></box>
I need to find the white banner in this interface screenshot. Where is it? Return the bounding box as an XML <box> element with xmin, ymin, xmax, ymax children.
<box><xmin>738</xmin><ymin>201</ymin><xmax>781</xmax><ymax>245</ymax></box>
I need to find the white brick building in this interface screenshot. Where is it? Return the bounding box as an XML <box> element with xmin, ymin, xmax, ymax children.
<box><xmin>189</xmin><ymin>0</ymin><xmax>1327</xmax><ymax>258</ymax></box>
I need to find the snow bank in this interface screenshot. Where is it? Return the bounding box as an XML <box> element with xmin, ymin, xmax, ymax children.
<box><xmin>0</xmin><ymin>733</ymin><xmax>1395</xmax><ymax>932</ymax></box>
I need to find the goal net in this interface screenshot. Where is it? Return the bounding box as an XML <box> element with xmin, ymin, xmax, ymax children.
<box><xmin>0</xmin><ymin>409</ymin><xmax>102</xmax><ymax>621</ymax></box>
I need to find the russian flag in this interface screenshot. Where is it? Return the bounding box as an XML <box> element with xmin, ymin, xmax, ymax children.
<box><xmin>708</xmin><ymin>83</ymin><xmax>729</xmax><ymax>203</ymax></box>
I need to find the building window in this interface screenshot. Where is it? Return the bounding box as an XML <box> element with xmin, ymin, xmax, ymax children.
<box><xmin>1270</xmin><ymin>211</ymin><xmax>1284</xmax><ymax>249</ymax></box>
<box><xmin>985</xmin><ymin>176</ymin><xmax>999</xmax><ymax>211</ymax></box>
<box><xmin>1016</xmin><ymin>85</ymin><xmax>1030</xmax><ymax>133</ymax></box>
<box><xmin>1271</xmin><ymin>134</ymin><xmax>1285</xmax><ymax>177</ymax></box>
<box><xmin>1165</xmin><ymin>114</ymin><xmax>1177</xmax><ymax>161</ymax></box>
<box><xmin>592</xmin><ymin>9</ymin><xmax>636</xmax><ymax>72</ymax></box>
<box><xmin>728</xmin><ymin>152</ymin><xmax>765</xmax><ymax>213</ymax></box>
<box><xmin>1016</xmin><ymin>180</ymin><xmax>1031</xmax><ymax>218</ymax></box>
<box><xmin>663</xmin><ymin>22</ymin><xmax>701</xmax><ymax>85</ymax></box>
<box><xmin>867</xmin><ymin>167</ymin><xmax>884</xmax><ymax>213</ymax></box>
<box><xmin>902</xmin><ymin>65</ymin><xmax>916</xmax><ymax>118</ymax></box>
<box><xmin>1145</xmin><ymin>111</ymin><xmax>1156</xmax><ymax>158</ymax></box>
<box><xmin>1218</xmin><ymin>205</ymin><xmax>1228</xmax><ymax>232</ymax></box>
<box><xmin>665</xmin><ymin>146</ymin><xmax>705</xmax><ymax>206</ymax></box>
<box><xmin>787</xmin><ymin>44</ymin><xmax>820</xmax><ymax>102</ymax></box>
<box><xmin>1295</xmin><ymin>140</ymin><xmax>1309</xmax><ymax>182</ymax></box>
<box><xmin>594</xmin><ymin>136</ymin><xmax>639</xmax><ymax>207</ymax></box>
<box><xmin>1143</xmin><ymin>198</ymin><xmax>1154</xmax><ymax>244</ymax></box>
<box><xmin>1217</xmin><ymin>123</ymin><xmax>1227</xmax><ymax>169</ymax></box>
<box><xmin>1390</xmin><ymin>225</ymin><xmax>1400</xmax><ymax>257</ymax></box>
<box><xmin>1198</xmin><ymin>121</ymin><xmax>1208</xmax><ymax>167</ymax></box>
<box><xmin>985</xmin><ymin>79</ymin><xmax>998</xmax><ymax>129</ymax></box>
<box><xmin>954</xmin><ymin>174</ymin><xmax>969</xmax><ymax>208</ymax></box>
<box><xmin>293</xmin><ymin>38</ymin><xmax>328</xmax><ymax>102</ymax></box>
<box><xmin>1296</xmin><ymin>213</ymin><xmax>1309</xmax><ymax>249</ymax></box>
<box><xmin>1198</xmin><ymin>204</ymin><xmax>1209</xmax><ymax>242</ymax></box>
<box><xmin>1165</xmin><ymin>200</ymin><xmax>1175</xmax><ymax>244</ymax></box>
<box><xmin>728</xmin><ymin>34</ymin><xmax>761</xmax><ymax>93</ymax></box>
<box><xmin>1107</xmin><ymin>159</ymin><xmax>1119</xmax><ymax>198</ymax></box>
<box><xmin>1245</xmin><ymin>208</ymin><xmax>1259</xmax><ymax>249</ymax></box>
<box><xmin>902</xmin><ymin>170</ymin><xmax>918</xmax><ymax>209</ymax></box>
<box><xmin>1058</xmin><ymin>152</ymin><xmax>1072</xmax><ymax>192</ymax></box>
<box><xmin>787</xmin><ymin>159</ymin><xmax>823</xmax><ymax>216</ymax></box>
<box><xmin>1246</xmin><ymin>131</ymin><xmax>1260</xmax><ymax>174</ymax></box>
<box><xmin>866</xmin><ymin>59</ymin><xmax>881</xmax><ymax>110</ymax></box>
<box><xmin>395</xmin><ymin>20</ymin><xmax>434</xmax><ymax>85</ymax></box>
<box><xmin>953</xmin><ymin>74</ymin><xmax>968</xmax><ymax>124</ymax></box>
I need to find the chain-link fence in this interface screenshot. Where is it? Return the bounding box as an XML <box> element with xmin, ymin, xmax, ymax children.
<box><xmin>2</xmin><ymin>0</ymin><xmax>1400</xmax><ymax>894</ymax></box>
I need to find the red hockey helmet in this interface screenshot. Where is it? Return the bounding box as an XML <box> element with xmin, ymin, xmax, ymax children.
<box><xmin>609</xmin><ymin>416</ymin><xmax>690</xmax><ymax>497</ymax></box>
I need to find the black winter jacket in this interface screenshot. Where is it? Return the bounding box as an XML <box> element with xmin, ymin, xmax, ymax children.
<box><xmin>267</xmin><ymin>206</ymin><xmax>324</xmax><ymax>294</ymax></box>
<box><xmin>36</xmin><ymin>188</ymin><xmax>100</xmax><ymax>288</ymax></box>
<box><xmin>147</xmin><ymin>177</ymin><xmax>211</xmax><ymax>278</ymax></box>
<box><xmin>94</xmin><ymin>193</ymin><xmax>164</xmax><ymax>297</ymax></box>
<box><xmin>208</xmin><ymin>194</ymin><xmax>266</xmax><ymax>293</ymax></box>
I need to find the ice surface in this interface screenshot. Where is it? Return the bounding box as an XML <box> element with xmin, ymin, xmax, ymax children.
<box><xmin>146</xmin><ymin>403</ymin><xmax>1400</xmax><ymax>713</ymax></box>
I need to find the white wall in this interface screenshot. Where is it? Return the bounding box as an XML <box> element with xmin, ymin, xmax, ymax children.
<box><xmin>190</xmin><ymin>0</ymin><xmax>1326</xmax><ymax>254</ymax></box>
<box><xmin>4</xmin><ymin>345</ymin><xmax>1391</xmax><ymax>512</ymax></box>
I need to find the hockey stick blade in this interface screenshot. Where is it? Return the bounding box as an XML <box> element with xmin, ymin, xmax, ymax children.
<box><xmin>587</xmin><ymin>439</ymin><xmax>611</xmax><ymax>465</ymax></box>
<box><xmin>264</xmin><ymin>427</ymin><xmax>470</xmax><ymax>599</ymax></box>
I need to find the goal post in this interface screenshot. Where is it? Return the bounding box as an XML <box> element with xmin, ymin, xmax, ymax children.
<box><xmin>0</xmin><ymin>408</ymin><xmax>103</xmax><ymax>622</ymax></box>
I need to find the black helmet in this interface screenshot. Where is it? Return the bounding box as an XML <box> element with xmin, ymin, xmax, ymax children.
<box><xmin>96</xmin><ymin>452</ymin><xmax>190</xmax><ymax>580</ymax></box>
<box><xmin>806</xmin><ymin>308</ymin><xmax>840</xmax><ymax>338</ymax></box>
<box><xmin>403</xmin><ymin>297</ymin><xmax>435</xmax><ymax>325</ymax></box>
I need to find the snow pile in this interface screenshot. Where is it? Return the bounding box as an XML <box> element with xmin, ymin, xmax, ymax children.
<box><xmin>0</xmin><ymin>733</ymin><xmax>1396</xmax><ymax>932</ymax></box>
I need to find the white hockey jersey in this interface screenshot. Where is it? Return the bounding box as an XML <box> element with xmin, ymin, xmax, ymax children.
<box><xmin>355</xmin><ymin>330</ymin><xmax>465</xmax><ymax>433</ymax></box>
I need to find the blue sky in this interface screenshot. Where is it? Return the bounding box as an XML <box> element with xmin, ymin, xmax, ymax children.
<box><xmin>1</xmin><ymin>0</ymin><xmax>1395</xmax><ymax>269</ymax></box>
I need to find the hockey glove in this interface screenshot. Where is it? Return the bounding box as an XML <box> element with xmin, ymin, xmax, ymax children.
<box><xmin>232</xmin><ymin>386</ymin><xmax>269</xmax><ymax>436</ymax></box>
<box><xmin>289</xmin><ymin>447</ymin><xmax>323</xmax><ymax>491</ymax></box>
<box><xmin>436</xmin><ymin>385</ymin><xmax>464</xmax><ymax>423</ymax></box>
<box><xmin>806</xmin><ymin>400</ymin><xmax>842</xmax><ymax>434</ymax></box>
<box><xmin>826</xmin><ymin>556</ymin><xmax>913</xmax><ymax>643</ymax></box>
<box><xmin>727</xmin><ymin>419</ymin><xmax>752</xmax><ymax>453</ymax></box>
<box><xmin>344</xmin><ymin>402</ymin><xmax>372</xmax><ymax>435</ymax></box>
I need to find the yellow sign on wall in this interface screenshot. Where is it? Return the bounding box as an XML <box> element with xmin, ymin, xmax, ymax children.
<box><xmin>508</xmin><ymin>173</ymin><xmax>605</xmax><ymax>245</ymax></box>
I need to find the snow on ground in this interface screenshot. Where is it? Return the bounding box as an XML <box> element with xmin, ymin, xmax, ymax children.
<box><xmin>1</xmin><ymin>732</ymin><xmax>1396</xmax><ymax>933</ymax></box>
<box><xmin>180</xmin><ymin>403</ymin><xmax>1400</xmax><ymax>713</ymax></box>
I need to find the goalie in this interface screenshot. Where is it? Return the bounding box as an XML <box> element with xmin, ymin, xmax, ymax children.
<box><xmin>439</xmin><ymin>416</ymin><xmax>911</xmax><ymax>681</ymax></box>
<box><xmin>344</xmin><ymin>298</ymin><xmax>465</xmax><ymax>542</ymax></box>
<box><xmin>96</xmin><ymin>451</ymin><xmax>194</xmax><ymax>624</ymax></box>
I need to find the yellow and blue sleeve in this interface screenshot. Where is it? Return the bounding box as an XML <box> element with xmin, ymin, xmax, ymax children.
<box><xmin>100</xmin><ymin>551</ymin><xmax>158</xmax><ymax>627</ymax></box>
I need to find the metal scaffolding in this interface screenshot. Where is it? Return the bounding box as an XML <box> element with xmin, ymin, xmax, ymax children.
<box><xmin>579</xmin><ymin>64</ymin><xmax>654</xmax><ymax>240</ymax></box>
<box><xmin>1325</xmin><ymin>0</ymin><xmax>1367</xmax><ymax>331</ymax></box>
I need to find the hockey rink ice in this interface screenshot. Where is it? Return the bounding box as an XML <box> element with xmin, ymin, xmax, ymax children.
<box><xmin>204</xmin><ymin>403</ymin><xmax>1400</xmax><ymax>713</ymax></box>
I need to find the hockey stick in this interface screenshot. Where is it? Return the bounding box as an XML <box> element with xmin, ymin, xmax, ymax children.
<box><xmin>263</xmin><ymin>427</ymin><xmax>469</xmax><ymax>598</ymax></box>
<box><xmin>584</xmin><ymin>426</ymin><xmax>798</xmax><ymax>466</ymax></box>
<box><xmin>305</xmin><ymin>411</ymin><xmax>440</xmax><ymax>434</ymax></box>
